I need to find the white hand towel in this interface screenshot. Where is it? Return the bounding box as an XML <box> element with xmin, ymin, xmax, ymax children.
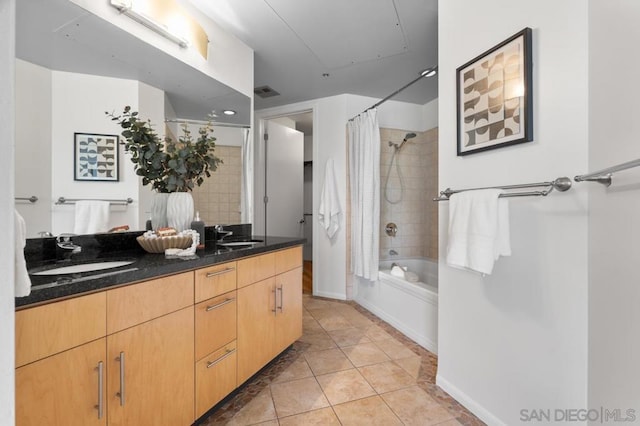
<box><xmin>318</xmin><ymin>158</ymin><xmax>342</xmax><ymax>238</ymax></box>
<box><xmin>446</xmin><ymin>189</ymin><xmax>511</xmax><ymax>275</ymax></box>
<box><xmin>14</xmin><ymin>210</ymin><xmax>32</xmax><ymax>297</ymax></box>
<box><xmin>73</xmin><ymin>200</ymin><xmax>110</xmax><ymax>234</ymax></box>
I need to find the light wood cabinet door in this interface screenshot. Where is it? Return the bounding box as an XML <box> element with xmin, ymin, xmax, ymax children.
<box><xmin>275</xmin><ymin>246</ymin><xmax>302</xmax><ymax>274</ymax></box>
<box><xmin>237</xmin><ymin>252</ymin><xmax>275</xmax><ymax>288</ymax></box>
<box><xmin>195</xmin><ymin>341</ymin><xmax>237</xmax><ymax>419</ymax></box>
<box><xmin>274</xmin><ymin>267</ymin><xmax>303</xmax><ymax>353</ymax></box>
<box><xmin>16</xmin><ymin>338</ymin><xmax>106</xmax><ymax>426</ymax></box>
<box><xmin>237</xmin><ymin>277</ymin><xmax>276</xmax><ymax>384</ymax></box>
<box><xmin>107</xmin><ymin>307</ymin><xmax>194</xmax><ymax>426</ymax></box>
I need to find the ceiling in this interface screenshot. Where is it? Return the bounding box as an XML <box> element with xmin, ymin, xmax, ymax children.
<box><xmin>188</xmin><ymin>0</ymin><xmax>439</xmax><ymax>110</ymax></box>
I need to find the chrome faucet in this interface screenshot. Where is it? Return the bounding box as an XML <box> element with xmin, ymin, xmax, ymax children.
<box><xmin>214</xmin><ymin>225</ymin><xmax>233</xmax><ymax>241</ymax></box>
<box><xmin>56</xmin><ymin>234</ymin><xmax>82</xmax><ymax>255</ymax></box>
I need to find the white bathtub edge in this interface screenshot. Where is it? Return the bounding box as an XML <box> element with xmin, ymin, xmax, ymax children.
<box><xmin>355</xmin><ymin>295</ymin><xmax>438</xmax><ymax>354</ymax></box>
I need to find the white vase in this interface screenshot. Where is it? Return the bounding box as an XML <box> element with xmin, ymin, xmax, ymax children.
<box><xmin>167</xmin><ymin>192</ymin><xmax>194</xmax><ymax>232</ymax></box>
<box><xmin>150</xmin><ymin>192</ymin><xmax>169</xmax><ymax>230</ymax></box>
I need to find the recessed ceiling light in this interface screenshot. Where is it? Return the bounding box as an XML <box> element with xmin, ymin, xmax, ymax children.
<box><xmin>222</xmin><ymin>110</ymin><xmax>236</xmax><ymax>116</ymax></box>
<box><xmin>421</xmin><ymin>66</ymin><xmax>438</xmax><ymax>78</ymax></box>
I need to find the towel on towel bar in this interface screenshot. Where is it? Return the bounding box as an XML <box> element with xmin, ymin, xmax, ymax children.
<box><xmin>318</xmin><ymin>158</ymin><xmax>342</xmax><ymax>238</ymax></box>
<box><xmin>14</xmin><ymin>210</ymin><xmax>32</xmax><ymax>297</ymax></box>
<box><xmin>446</xmin><ymin>189</ymin><xmax>511</xmax><ymax>275</ymax></box>
<box><xmin>73</xmin><ymin>200</ymin><xmax>111</xmax><ymax>234</ymax></box>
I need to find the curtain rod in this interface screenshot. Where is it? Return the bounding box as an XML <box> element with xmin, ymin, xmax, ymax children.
<box><xmin>165</xmin><ymin>118</ymin><xmax>250</xmax><ymax>129</ymax></box>
<box><xmin>349</xmin><ymin>66</ymin><xmax>438</xmax><ymax>121</ymax></box>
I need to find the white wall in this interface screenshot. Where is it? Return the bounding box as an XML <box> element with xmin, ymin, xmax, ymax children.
<box><xmin>51</xmin><ymin>71</ymin><xmax>140</xmax><ymax>234</ymax></box>
<box><xmin>437</xmin><ymin>1</ymin><xmax>589</xmax><ymax>425</ymax></box>
<box><xmin>422</xmin><ymin>98</ymin><xmax>438</xmax><ymax>132</ymax></box>
<box><xmin>1</xmin><ymin>0</ymin><xmax>16</xmax><ymax>423</ymax></box>
<box><xmin>256</xmin><ymin>94</ymin><xmax>429</xmax><ymax>300</ymax></box>
<box><xmin>587</xmin><ymin>0</ymin><xmax>640</xmax><ymax>419</ymax></box>
<box><xmin>15</xmin><ymin>59</ymin><xmax>52</xmax><ymax>237</ymax></box>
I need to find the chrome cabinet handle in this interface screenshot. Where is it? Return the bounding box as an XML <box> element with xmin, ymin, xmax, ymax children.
<box><xmin>206</xmin><ymin>267</ymin><xmax>235</xmax><ymax>278</ymax></box>
<box><xmin>116</xmin><ymin>352</ymin><xmax>125</xmax><ymax>406</ymax></box>
<box><xmin>95</xmin><ymin>361</ymin><xmax>104</xmax><ymax>419</ymax></box>
<box><xmin>205</xmin><ymin>297</ymin><xmax>235</xmax><ymax>312</ymax></box>
<box><xmin>277</xmin><ymin>285</ymin><xmax>283</xmax><ymax>312</ymax></box>
<box><xmin>206</xmin><ymin>348</ymin><xmax>236</xmax><ymax>369</ymax></box>
<box><xmin>272</xmin><ymin>288</ymin><xmax>277</xmax><ymax>315</ymax></box>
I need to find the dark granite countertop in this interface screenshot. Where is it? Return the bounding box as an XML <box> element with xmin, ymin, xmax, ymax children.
<box><xmin>17</xmin><ymin>233</ymin><xmax>305</xmax><ymax>309</ymax></box>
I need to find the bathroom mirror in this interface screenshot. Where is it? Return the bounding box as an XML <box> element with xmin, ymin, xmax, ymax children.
<box><xmin>15</xmin><ymin>0</ymin><xmax>252</xmax><ymax>237</ymax></box>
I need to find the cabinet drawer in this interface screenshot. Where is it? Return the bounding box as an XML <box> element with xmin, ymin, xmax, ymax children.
<box><xmin>107</xmin><ymin>272</ymin><xmax>194</xmax><ymax>334</ymax></box>
<box><xmin>195</xmin><ymin>262</ymin><xmax>237</xmax><ymax>303</ymax></box>
<box><xmin>195</xmin><ymin>341</ymin><xmax>237</xmax><ymax>419</ymax></box>
<box><xmin>237</xmin><ymin>252</ymin><xmax>275</xmax><ymax>288</ymax></box>
<box><xmin>16</xmin><ymin>292</ymin><xmax>106</xmax><ymax>367</ymax></box>
<box><xmin>275</xmin><ymin>246</ymin><xmax>303</xmax><ymax>274</ymax></box>
<box><xmin>195</xmin><ymin>291</ymin><xmax>237</xmax><ymax>361</ymax></box>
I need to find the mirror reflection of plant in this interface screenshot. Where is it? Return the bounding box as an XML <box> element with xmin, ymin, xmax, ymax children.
<box><xmin>107</xmin><ymin>106</ymin><xmax>222</xmax><ymax>193</ymax></box>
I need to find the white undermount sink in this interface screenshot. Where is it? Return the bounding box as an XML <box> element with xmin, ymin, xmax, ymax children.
<box><xmin>218</xmin><ymin>239</ymin><xmax>263</xmax><ymax>247</ymax></box>
<box><xmin>30</xmin><ymin>260</ymin><xmax>136</xmax><ymax>276</ymax></box>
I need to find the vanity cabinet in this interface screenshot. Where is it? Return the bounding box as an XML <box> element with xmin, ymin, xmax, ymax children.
<box><xmin>237</xmin><ymin>247</ymin><xmax>302</xmax><ymax>384</ymax></box>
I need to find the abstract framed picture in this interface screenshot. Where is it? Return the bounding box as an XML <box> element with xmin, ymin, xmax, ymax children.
<box><xmin>457</xmin><ymin>27</ymin><xmax>533</xmax><ymax>156</ymax></box>
<box><xmin>74</xmin><ymin>133</ymin><xmax>119</xmax><ymax>181</ymax></box>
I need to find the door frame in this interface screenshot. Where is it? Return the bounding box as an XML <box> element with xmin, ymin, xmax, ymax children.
<box><xmin>254</xmin><ymin>104</ymin><xmax>317</xmax><ymax>295</ymax></box>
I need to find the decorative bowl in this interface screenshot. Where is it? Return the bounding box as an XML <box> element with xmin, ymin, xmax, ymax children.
<box><xmin>136</xmin><ymin>235</ymin><xmax>192</xmax><ymax>253</ymax></box>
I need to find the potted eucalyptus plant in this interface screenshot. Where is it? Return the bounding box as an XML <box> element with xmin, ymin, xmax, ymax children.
<box><xmin>107</xmin><ymin>106</ymin><xmax>222</xmax><ymax>231</ymax></box>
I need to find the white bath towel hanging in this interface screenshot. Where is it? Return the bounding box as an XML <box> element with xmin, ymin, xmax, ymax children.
<box><xmin>14</xmin><ymin>210</ymin><xmax>32</xmax><ymax>297</ymax></box>
<box><xmin>318</xmin><ymin>158</ymin><xmax>342</xmax><ymax>238</ymax></box>
<box><xmin>73</xmin><ymin>200</ymin><xmax>111</xmax><ymax>234</ymax></box>
<box><xmin>446</xmin><ymin>189</ymin><xmax>511</xmax><ymax>275</ymax></box>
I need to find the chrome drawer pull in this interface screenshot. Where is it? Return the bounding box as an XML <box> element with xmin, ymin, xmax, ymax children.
<box><xmin>272</xmin><ymin>288</ymin><xmax>277</xmax><ymax>315</ymax></box>
<box><xmin>116</xmin><ymin>352</ymin><xmax>125</xmax><ymax>406</ymax></box>
<box><xmin>95</xmin><ymin>361</ymin><xmax>104</xmax><ymax>419</ymax></box>
<box><xmin>205</xmin><ymin>267</ymin><xmax>235</xmax><ymax>278</ymax></box>
<box><xmin>206</xmin><ymin>348</ymin><xmax>236</xmax><ymax>368</ymax></box>
<box><xmin>277</xmin><ymin>285</ymin><xmax>284</xmax><ymax>312</ymax></box>
<box><xmin>205</xmin><ymin>297</ymin><xmax>235</xmax><ymax>311</ymax></box>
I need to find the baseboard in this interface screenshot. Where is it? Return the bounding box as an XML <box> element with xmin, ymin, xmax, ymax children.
<box><xmin>355</xmin><ymin>296</ymin><xmax>438</xmax><ymax>354</ymax></box>
<box><xmin>312</xmin><ymin>290</ymin><xmax>347</xmax><ymax>300</ymax></box>
<box><xmin>436</xmin><ymin>374</ymin><xmax>506</xmax><ymax>426</ymax></box>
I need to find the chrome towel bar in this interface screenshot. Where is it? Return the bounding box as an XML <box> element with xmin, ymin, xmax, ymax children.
<box><xmin>56</xmin><ymin>197</ymin><xmax>134</xmax><ymax>205</ymax></box>
<box><xmin>15</xmin><ymin>195</ymin><xmax>38</xmax><ymax>203</ymax></box>
<box><xmin>574</xmin><ymin>158</ymin><xmax>640</xmax><ymax>187</ymax></box>
<box><xmin>433</xmin><ymin>177</ymin><xmax>572</xmax><ymax>201</ymax></box>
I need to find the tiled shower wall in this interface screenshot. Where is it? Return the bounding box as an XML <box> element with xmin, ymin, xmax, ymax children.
<box><xmin>380</xmin><ymin>127</ymin><xmax>438</xmax><ymax>261</ymax></box>
<box><xmin>192</xmin><ymin>145</ymin><xmax>242</xmax><ymax>226</ymax></box>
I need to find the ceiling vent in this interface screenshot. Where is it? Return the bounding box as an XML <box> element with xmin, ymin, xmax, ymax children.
<box><xmin>254</xmin><ymin>85</ymin><xmax>280</xmax><ymax>98</ymax></box>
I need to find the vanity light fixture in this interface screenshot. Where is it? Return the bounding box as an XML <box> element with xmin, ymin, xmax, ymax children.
<box><xmin>421</xmin><ymin>66</ymin><xmax>438</xmax><ymax>78</ymax></box>
<box><xmin>222</xmin><ymin>110</ymin><xmax>236</xmax><ymax>116</ymax></box>
<box><xmin>110</xmin><ymin>0</ymin><xmax>190</xmax><ymax>48</ymax></box>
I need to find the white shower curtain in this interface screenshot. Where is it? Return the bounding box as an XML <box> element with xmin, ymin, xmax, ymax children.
<box><xmin>241</xmin><ymin>127</ymin><xmax>253</xmax><ymax>224</ymax></box>
<box><xmin>348</xmin><ymin>109</ymin><xmax>380</xmax><ymax>281</ymax></box>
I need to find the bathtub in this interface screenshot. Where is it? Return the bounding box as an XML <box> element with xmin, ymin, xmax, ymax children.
<box><xmin>354</xmin><ymin>258</ymin><xmax>438</xmax><ymax>353</ymax></box>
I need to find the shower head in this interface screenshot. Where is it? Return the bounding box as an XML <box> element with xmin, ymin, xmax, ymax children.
<box><xmin>403</xmin><ymin>132</ymin><xmax>417</xmax><ymax>141</ymax></box>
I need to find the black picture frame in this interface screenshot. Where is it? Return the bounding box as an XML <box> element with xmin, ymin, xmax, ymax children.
<box><xmin>74</xmin><ymin>132</ymin><xmax>120</xmax><ymax>181</ymax></box>
<box><xmin>456</xmin><ymin>27</ymin><xmax>533</xmax><ymax>156</ymax></box>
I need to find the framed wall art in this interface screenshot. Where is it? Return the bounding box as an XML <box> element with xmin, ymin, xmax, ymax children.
<box><xmin>457</xmin><ymin>27</ymin><xmax>533</xmax><ymax>156</ymax></box>
<box><xmin>74</xmin><ymin>132</ymin><xmax>119</xmax><ymax>181</ymax></box>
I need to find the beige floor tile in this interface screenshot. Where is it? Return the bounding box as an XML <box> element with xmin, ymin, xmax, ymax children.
<box><xmin>252</xmin><ymin>421</ymin><xmax>279</xmax><ymax>426</ymax></box>
<box><xmin>327</xmin><ymin>327</ymin><xmax>372</xmax><ymax>347</ymax></box>
<box><xmin>304</xmin><ymin>348</ymin><xmax>354</xmax><ymax>375</ymax></box>
<box><xmin>358</xmin><ymin>361</ymin><xmax>416</xmax><ymax>393</ymax></box>
<box><xmin>364</xmin><ymin>324</ymin><xmax>394</xmax><ymax>341</ymax></box>
<box><xmin>342</xmin><ymin>342</ymin><xmax>391</xmax><ymax>367</ymax></box>
<box><xmin>333</xmin><ymin>395</ymin><xmax>403</xmax><ymax>426</ymax></box>
<box><xmin>342</xmin><ymin>313</ymin><xmax>375</xmax><ymax>328</ymax></box>
<box><xmin>318</xmin><ymin>315</ymin><xmax>353</xmax><ymax>331</ymax></box>
<box><xmin>316</xmin><ymin>368</ymin><xmax>376</xmax><ymax>405</ymax></box>
<box><xmin>226</xmin><ymin>387</ymin><xmax>277</xmax><ymax>425</ymax></box>
<box><xmin>298</xmin><ymin>331</ymin><xmax>338</xmax><ymax>352</ymax></box>
<box><xmin>278</xmin><ymin>407</ymin><xmax>341</xmax><ymax>426</ymax></box>
<box><xmin>382</xmin><ymin>386</ymin><xmax>455</xmax><ymax>426</ymax></box>
<box><xmin>393</xmin><ymin>355</ymin><xmax>423</xmax><ymax>379</ymax></box>
<box><xmin>375</xmin><ymin>338</ymin><xmax>419</xmax><ymax>360</ymax></box>
<box><xmin>270</xmin><ymin>377</ymin><xmax>330</xmax><ymax>418</ymax></box>
<box><xmin>303</xmin><ymin>317</ymin><xmax>325</xmax><ymax>333</ymax></box>
<box><xmin>432</xmin><ymin>419</ymin><xmax>462</xmax><ymax>426</ymax></box>
<box><xmin>272</xmin><ymin>358</ymin><xmax>314</xmax><ymax>383</ymax></box>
